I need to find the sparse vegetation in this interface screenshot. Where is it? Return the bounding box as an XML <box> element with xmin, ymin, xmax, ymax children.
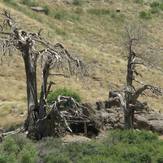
<box><xmin>43</xmin><ymin>5</ymin><xmax>49</xmax><ymax>15</ymax></box>
<box><xmin>0</xmin><ymin>135</ymin><xmax>38</xmax><ymax>163</ymax></box>
<box><xmin>139</xmin><ymin>11</ymin><xmax>152</xmax><ymax>19</ymax></box>
<box><xmin>21</xmin><ymin>0</ymin><xmax>38</xmax><ymax>7</ymax></box>
<box><xmin>47</xmin><ymin>88</ymin><xmax>81</xmax><ymax>104</ymax></box>
<box><xmin>87</xmin><ymin>8</ymin><xmax>111</xmax><ymax>16</ymax></box>
<box><xmin>135</xmin><ymin>0</ymin><xmax>144</xmax><ymax>4</ymax></box>
<box><xmin>1</xmin><ymin>130</ymin><xmax>161</xmax><ymax>162</ymax></box>
<box><xmin>73</xmin><ymin>0</ymin><xmax>82</xmax><ymax>6</ymax></box>
<box><xmin>3</xmin><ymin>0</ymin><xmax>15</xmax><ymax>4</ymax></box>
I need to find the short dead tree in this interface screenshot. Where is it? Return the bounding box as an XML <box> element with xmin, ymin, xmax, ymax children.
<box><xmin>0</xmin><ymin>10</ymin><xmax>89</xmax><ymax>139</ymax></box>
<box><xmin>109</xmin><ymin>25</ymin><xmax>162</xmax><ymax>129</ymax></box>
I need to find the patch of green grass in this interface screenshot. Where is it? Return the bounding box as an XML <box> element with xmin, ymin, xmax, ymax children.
<box><xmin>21</xmin><ymin>0</ymin><xmax>38</xmax><ymax>7</ymax></box>
<box><xmin>3</xmin><ymin>0</ymin><xmax>16</xmax><ymax>4</ymax></box>
<box><xmin>43</xmin><ymin>5</ymin><xmax>50</xmax><ymax>15</ymax></box>
<box><xmin>47</xmin><ymin>87</ymin><xmax>81</xmax><ymax>104</ymax></box>
<box><xmin>0</xmin><ymin>135</ymin><xmax>38</xmax><ymax>163</ymax></box>
<box><xmin>139</xmin><ymin>11</ymin><xmax>152</xmax><ymax>19</ymax></box>
<box><xmin>149</xmin><ymin>1</ymin><xmax>163</xmax><ymax>14</ymax></box>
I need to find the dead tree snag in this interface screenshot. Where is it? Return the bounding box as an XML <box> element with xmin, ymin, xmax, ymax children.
<box><xmin>109</xmin><ymin>25</ymin><xmax>162</xmax><ymax>129</ymax></box>
<box><xmin>0</xmin><ymin>10</ymin><xmax>87</xmax><ymax>139</ymax></box>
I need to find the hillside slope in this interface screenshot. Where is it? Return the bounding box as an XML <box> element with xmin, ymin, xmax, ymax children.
<box><xmin>0</xmin><ymin>0</ymin><xmax>163</xmax><ymax>129</ymax></box>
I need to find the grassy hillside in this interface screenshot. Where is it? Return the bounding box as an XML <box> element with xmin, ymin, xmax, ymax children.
<box><xmin>0</xmin><ymin>0</ymin><xmax>163</xmax><ymax>129</ymax></box>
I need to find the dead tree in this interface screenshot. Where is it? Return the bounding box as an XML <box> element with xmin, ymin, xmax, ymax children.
<box><xmin>0</xmin><ymin>10</ymin><xmax>87</xmax><ymax>139</ymax></box>
<box><xmin>109</xmin><ymin>25</ymin><xmax>162</xmax><ymax>129</ymax></box>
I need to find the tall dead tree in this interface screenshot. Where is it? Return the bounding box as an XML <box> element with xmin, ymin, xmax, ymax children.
<box><xmin>0</xmin><ymin>10</ymin><xmax>87</xmax><ymax>139</ymax></box>
<box><xmin>109</xmin><ymin>25</ymin><xmax>162</xmax><ymax>129</ymax></box>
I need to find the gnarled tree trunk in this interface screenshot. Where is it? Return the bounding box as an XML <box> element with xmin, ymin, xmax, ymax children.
<box><xmin>23</xmin><ymin>49</ymin><xmax>38</xmax><ymax>134</ymax></box>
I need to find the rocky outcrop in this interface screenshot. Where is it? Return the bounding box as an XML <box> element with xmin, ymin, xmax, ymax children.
<box><xmin>93</xmin><ymin>100</ymin><xmax>163</xmax><ymax>134</ymax></box>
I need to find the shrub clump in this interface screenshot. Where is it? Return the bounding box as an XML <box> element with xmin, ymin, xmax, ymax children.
<box><xmin>39</xmin><ymin>130</ymin><xmax>163</xmax><ymax>163</ymax></box>
<box><xmin>73</xmin><ymin>0</ymin><xmax>82</xmax><ymax>6</ymax></box>
<box><xmin>0</xmin><ymin>134</ymin><xmax>38</xmax><ymax>163</ymax></box>
<box><xmin>21</xmin><ymin>0</ymin><xmax>38</xmax><ymax>7</ymax></box>
<box><xmin>3</xmin><ymin>0</ymin><xmax>16</xmax><ymax>4</ymax></box>
<box><xmin>47</xmin><ymin>88</ymin><xmax>81</xmax><ymax>104</ymax></box>
<box><xmin>139</xmin><ymin>11</ymin><xmax>152</xmax><ymax>19</ymax></box>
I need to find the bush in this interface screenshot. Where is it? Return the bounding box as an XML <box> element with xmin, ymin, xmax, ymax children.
<box><xmin>43</xmin><ymin>6</ymin><xmax>50</xmax><ymax>15</ymax></box>
<box><xmin>19</xmin><ymin>145</ymin><xmax>38</xmax><ymax>163</ymax></box>
<box><xmin>3</xmin><ymin>0</ymin><xmax>16</xmax><ymax>4</ymax></box>
<box><xmin>3</xmin><ymin>0</ymin><xmax>14</xmax><ymax>3</ymax></box>
<box><xmin>73</xmin><ymin>0</ymin><xmax>82</xmax><ymax>5</ymax></box>
<box><xmin>139</xmin><ymin>11</ymin><xmax>152</xmax><ymax>19</ymax></box>
<box><xmin>0</xmin><ymin>135</ymin><xmax>37</xmax><ymax>163</ymax></box>
<box><xmin>47</xmin><ymin>88</ymin><xmax>81</xmax><ymax>104</ymax></box>
<box><xmin>1</xmin><ymin>130</ymin><xmax>163</xmax><ymax>162</ymax></box>
<box><xmin>105</xmin><ymin>129</ymin><xmax>158</xmax><ymax>145</ymax></box>
<box><xmin>21</xmin><ymin>0</ymin><xmax>38</xmax><ymax>7</ymax></box>
<box><xmin>150</xmin><ymin>1</ymin><xmax>160</xmax><ymax>8</ymax></box>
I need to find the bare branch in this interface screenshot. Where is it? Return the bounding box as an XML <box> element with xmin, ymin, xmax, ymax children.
<box><xmin>133</xmin><ymin>85</ymin><xmax>162</xmax><ymax>101</ymax></box>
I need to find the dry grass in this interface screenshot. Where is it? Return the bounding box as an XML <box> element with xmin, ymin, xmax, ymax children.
<box><xmin>0</xmin><ymin>0</ymin><xmax>163</xmax><ymax>128</ymax></box>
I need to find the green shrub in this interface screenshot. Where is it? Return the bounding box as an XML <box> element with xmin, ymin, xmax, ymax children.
<box><xmin>44</xmin><ymin>155</ymin><xmax>70</xmax><ymax>163</ymax></box>
<box><xmin>2</xmin><ymin>137</ymin><xmax>19</xmax><ymax>155</ymax></box>
<box><xmin>1</xmin><ymin>130</ymin><xmax>163</xmax><ymax>162</ymax></box>
<box><xmin>105</xmin><ymin>129</ymin><xmax>158</xmax><ymax>145</ymax></box>
<box><xmin>47</xmin><ymin>88</ymin><xmax>81</xmax><ymax>104</ymax></box>
<box><xmin>43</xmin><ymin>5</ymin><xmax>50</xmax><ymax>15</ymax></box>
<box><xmin>19</xmin><ymin>145</ymin><xmax>38</xmax><ymax>163</ymax></box>
<box><xmin>3</xmin><ymin>0</ymin><xmax>16</xmax><ymax>4</ymax></box>
<box><xmin>135</xmin><ymin>0</ymin><xmax>144</xmax><ymax>4</ymax></box>
<box><xmin>21</xmin><ymin>0</ymin><xmax>38</xmax><ymax>7</ymax></box>
<box><xmin>0</xmin><ymin>135</ymin><xmax>37</xmax><ymax>163</ymax></box>
<box><xmin>150</xmin><ymin>1</ymin><xmax>160</xmax><ymax>8</ymax></box>
<box><xmin>73</xmin><ymin>0</ymin><xmax>82</xmax><ymax>5</ymax></box>
<box><xmin>139</xmin><ymin>11</ymin><xmax>152</xmax><ymax>19</ymax></box>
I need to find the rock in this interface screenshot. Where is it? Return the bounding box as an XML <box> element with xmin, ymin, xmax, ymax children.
<box><xmin>134</xmin><ymin>114</ymin><xmax>150</xmax><ymax>129</ymax></box>
<box><xmin>31</xmin><ymin>7</ymin><xmax>47</xmax><ymax>13</ymax></box>
<box><xmin>149</xmin><ymin>120</ymin><xmax>163</xmax><ymax>134</ymax></box>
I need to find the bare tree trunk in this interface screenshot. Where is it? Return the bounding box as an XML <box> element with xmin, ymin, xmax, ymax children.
<box><xmin>39</xmin><ymin>63</ymin><xmax>50</xmax><ymax>119</ymax></box>
<box><xmin>125</xmin><ymin>44</ymin><xmax>135</xmax><ymax>129</ymax></box>
<box><xmin>124</xmin><ymin>108</ymin><xmax>134</xmax><ymax>129</ymax></box>
<box><xmin>23</xmin><ymin>49</ymin><xmax>38</xmax><ymax>133</ymax></box>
